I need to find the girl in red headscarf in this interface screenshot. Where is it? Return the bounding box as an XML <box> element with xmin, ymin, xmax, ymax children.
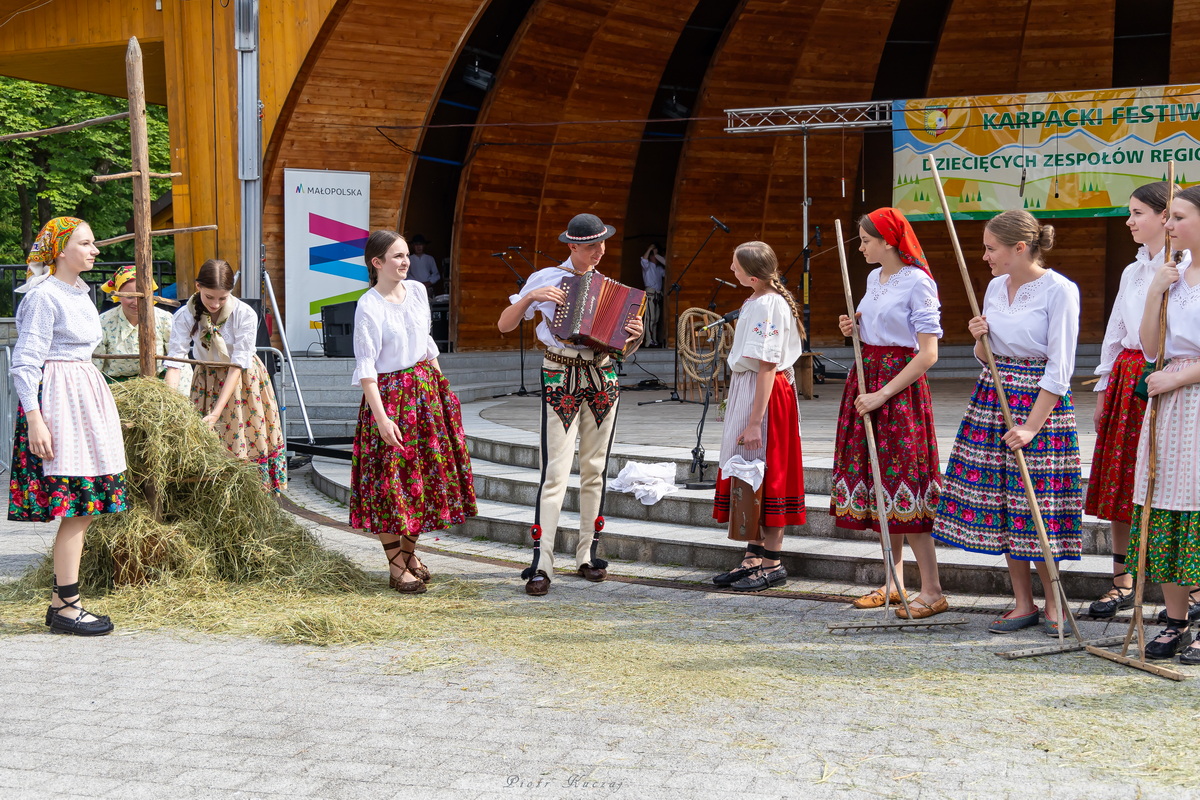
<box><xmin>833</xmin><ymin>208</ymin><xmax>947</xmax><ymax>618</ymax></box>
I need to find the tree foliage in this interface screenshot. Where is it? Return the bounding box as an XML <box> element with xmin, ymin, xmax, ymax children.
<box><xmin>0</xmin><ymin>77</ymin><xmax>173</xmax><ymax>266</ymax></box>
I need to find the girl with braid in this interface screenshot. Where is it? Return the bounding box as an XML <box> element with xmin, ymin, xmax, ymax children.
<box><xmin>711</xmin><ymin>241</ymin><xmax>806</xmax><ymax>592</ymax></box>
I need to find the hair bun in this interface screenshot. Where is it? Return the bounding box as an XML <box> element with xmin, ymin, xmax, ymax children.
<box><xmin>1037</xmin><ymin>224</ymin><xmax>1055</xmax><ymax>252</ymax></box>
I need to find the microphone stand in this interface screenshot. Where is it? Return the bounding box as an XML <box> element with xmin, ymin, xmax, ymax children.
<box><xmin>639</xmin><ymin>219</ymin><xmax>725</xmax><ymax>407</ymax></box>
<box><xmin>492</xmin><ymin>251</ymin><xmax>540</xmax><ymax>398</ymax></box>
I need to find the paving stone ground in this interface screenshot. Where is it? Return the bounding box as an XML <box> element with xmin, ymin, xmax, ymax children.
<box><xmin>1</xmin><ymin>467</ymin><xmax>1197</xmax><ymax>800</ymax></box>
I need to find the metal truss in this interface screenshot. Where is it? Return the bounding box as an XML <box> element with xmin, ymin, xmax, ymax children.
<box><xmin>725</xmin><ymin>100</ymin><xmax>893</xmax><ymax>133</ymax></box>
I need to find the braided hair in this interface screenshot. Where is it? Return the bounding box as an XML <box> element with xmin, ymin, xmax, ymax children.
<box><xmin>733</xmin><ymin>241</ymin><xmax>806</xmax><ymax>340</ymax></box>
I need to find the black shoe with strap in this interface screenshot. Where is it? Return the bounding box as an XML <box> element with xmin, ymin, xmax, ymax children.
<box><xmin>1144</xmin><ymin>620</ymin><xmax>1192</xmax><ymax>661</ymax></box>
<box><xmin>1088</xmin><ymin>571</ymin><xmax>1134</xmax><ymax>618</ymax></box>
<box><xmin>713</xmin><ymin>543</ymin><xmax>766</xmax><ymax>587</ymax></box>
<box><xmin>1156</xmin><ymin>588</ymin><xmax>1200</xmax><ymax>624</ymax></box>
<box><xmin>48</xmin><ymin>582</ymin><xmax>113</xmax><ymax>637</ymax></box>
<box><xmin>729</xmin><ymin>548</ymin><xmax>788</xmax><ymax>592</ymax></box>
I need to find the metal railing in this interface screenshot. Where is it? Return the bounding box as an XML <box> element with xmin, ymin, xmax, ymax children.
<box><xmin>0</xmin><ymin>261</ymin><xmax>176</xmax><ymax>318</ymax></box>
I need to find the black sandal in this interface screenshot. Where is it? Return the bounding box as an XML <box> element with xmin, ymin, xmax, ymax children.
<box><xmin>1179</xmin><ymin>640</ymin><xmax>1200</xmax><ymax>666</ymax></box>
<box><xmin>48</xmin><ymin>582</ymin><xmax>114</xmax><ymax>637</ymax></box>
<box><xmin>1156</xmin><ymin>587</ymin><xmax>1200</xmax><ymax>624</ymax></box>
<box><xmin>383</xmin><ymin>540</ymin><xmax>426</xmax><ymax>595</ymax></box>
<box><xmin>1088</xmin><ymin>570</ymin><xmax>1134</xmax><ymax>618</ymax></box>
<box><xmin>713</xmin><ymin>543</ymin><xmax>765</xmax><ymax>587</ymax></box>
<box><xmin>1145</xmin><ymin>621</ymin><xmax>1193</xmax><ymax>660</ymax></box>
<box><xmin>729</xmin><ymin>548</ymin><xmax>788</xmax><ymax>592</ymax></box>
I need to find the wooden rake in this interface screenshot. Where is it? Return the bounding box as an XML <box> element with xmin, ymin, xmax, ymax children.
<box><xmin>925</xmin><ymin>159</ymin><xmax>1098</xmax><ymax>658</ymax></box>
<box><xmin>826</xmin><ymin>219</ymin><xmax>966</xmax><ymax>633</ymax></box>
<box><xmin>1085</xmin><ymin>163</ymin><xmax>1187</xmax><ymax>681</ymax></box>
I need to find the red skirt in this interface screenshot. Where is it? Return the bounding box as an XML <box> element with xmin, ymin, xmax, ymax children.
<box><xmin>1085</xmin><ymin>348</ymin><xmax>1148</xmax><ymax>524</ymax></box>
<box><xmin>713</xmin><ymin>371</ymin><xmax>806</xmax><ymax>528</ymax></box>
<box><xmin>831</xmin><ymin>345</ymin><xmax>941</xmax><ymax>533</ymax></box>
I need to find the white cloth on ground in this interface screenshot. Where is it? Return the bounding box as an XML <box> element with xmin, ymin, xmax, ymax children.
<box><xmin>609</xmin><ymin>461</ymin><xmax>679</xmax><ymax>505</ymax></box>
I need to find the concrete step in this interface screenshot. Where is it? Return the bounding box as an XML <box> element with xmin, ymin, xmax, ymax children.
<box><xmin>307</xmin><ymin>457</ymin><xmax>1135</xmax><ymax>601</ymax></box>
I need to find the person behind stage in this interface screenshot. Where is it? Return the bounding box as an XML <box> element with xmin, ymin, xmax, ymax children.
<box><xmin>710</xmin><ymin>241</ymin><xmax>806</xmax><ymax>592</ymax></box>
<box><xmin>834</xmin><ymin>208</ymin><xmax>947</xmax><ymax>618</ymax></box>
<box><xmin>932</xmin><ymin>210</ymin><xmax>1082</xmax><ymax>636</ymax></box>
<box><xmin>1086</xmin><ymin>182</ymin><xmax>1197</xmax><ymax>620</ymax></box>
<box><xmin>1127</xmin><ymin>185</ymin><xmax>1200</xmax><ymax>664</ymax></box>
<box><xmin>640</xmin><ymin>242</ymin><xmax>666</xmax><ymax>347</ymax></box>
<box><xmin>406</xmin><ymin>234</ymin><xmax>441</xmax><ymax>295</ymax></box>
<box><xmin>497</xmin><ymin>213</ymin><xmax>644</xmax><ymax>596</ymax></box>
<box><xmin>165</xmin><ymin>259</ymin><xmax>286</xmax><ymax>494</ymax></box>
<box><xmin>349</xmin><ymin>230</ymin><xmax>477</xmax><ymax>594</ymax></box>
<box><xmin>9</xmin><ymin>217</ymin><xmax>128</xmax><ymax>636</ymax></box>
<box><xmin>93</xmin><ymin>265</ymin><xmax>193</xmax><ymax>393</ymax></box>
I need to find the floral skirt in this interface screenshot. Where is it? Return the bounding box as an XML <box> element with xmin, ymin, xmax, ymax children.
<box><xmin>8</xmin><ymin>404</ymin><xmax>127</xmax><ymax>522</ymax></box>
<box><xmin>1128</xmin><ymin>359</ymin><xmax>1200</xmax><ymax>585</ymax></box>
<box><xmin>191</xmin><ymin>356</ymin><xmax>286</xmax><ymax>494</ymax></box>
<box><xmin>350</xmin><ymin>361</ymin><xmax>477</xmax><ymax>536</ymax></box>
<box><xmin>1085</xmin><ymin>348</ymin><xmax>1147</xmax><ymax>524</ymax></box>
<box><xmin>713</xmin><ymin>370</ymin><xmax>806</xmax><ymax>528</ymax></box>
<box><xmin>831</xmin><ymin>345</ymin><xmax>941</xmax><ymax>533</ymax></box>
<box><xmin>932</xmin><ymin>357</ymin><xmax>1083</xmax><ymax>562</ymax></box>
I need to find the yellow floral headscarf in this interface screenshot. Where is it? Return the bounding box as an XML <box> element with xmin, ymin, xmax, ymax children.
<box><xmin>100</xmin><ymin>265</ymin><xmax>158</xmax><ymax>302</ymax></box>
<box><xmin>19</xmin><ymin>217</ymin><xmax>86</xmax><ymax>294</ymax></box>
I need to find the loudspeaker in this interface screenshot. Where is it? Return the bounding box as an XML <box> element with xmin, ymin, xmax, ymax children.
<box><xmin>321</xmin><ymin>301</ymin><xmax>357</xmax><ymax>358</ymax></box>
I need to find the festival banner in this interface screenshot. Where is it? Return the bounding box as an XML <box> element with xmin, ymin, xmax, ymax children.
<box><xmin>283</xmin><ymin>168</ymin><xmax>371</xmax><ymax>352</ymax></box>
<box><xmin>892</xmin><ymin>84</ymin><xmax>1200</xmax><ymax>221</ymax></box>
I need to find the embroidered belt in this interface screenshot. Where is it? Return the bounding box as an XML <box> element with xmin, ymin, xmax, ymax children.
<box><xmin>542</xmin><ymin>348</ymin><xmax>611</xmax><ymax>368</ymax></box>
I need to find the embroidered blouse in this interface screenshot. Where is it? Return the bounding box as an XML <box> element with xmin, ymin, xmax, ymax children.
<box><xmin>856</xmin><ymin>266</ymin><xmax>943</xmax><ymax>349</ymax></box>
<box><xmin>1095</xmin><ymin>247</ymin><xmax>1193</xmax><ymax>390</ymax></box>
<box><xmin>351</xmin><ymin>282</ymin><xmax>439</xmax><ymax>384</ymax></box>
<box><xmin>93</xmin><ymin>305</ymin><xmax>175</xmax><ymax>378</ymax></box>
<box><xmin>167</xmin><ymin>295</ymin><xmax>259</xmax><ymax>371</ymax></box>
<box><xmin>509</xmin><ymin>262</ymin><xmax>592</xmax><ymax>351</ymax></box>
<box><xmin>11</xmin><ymin>276</ymin><xmax>104</xmax><ymax>413</ymax></box>
<box><xmin>726</xmin><ymin>293</ymin><xmax>804</xmax><ymax>373</ymax></box>
<box><xmin>1153</xmin><ymin>264</ymin><xmax>1200</xmax><ymax>361</ymax></box>
<box><xmin>981</xmin><ymin>270</ymin><xmax>1080</xmax><ymax>396</ymax></box>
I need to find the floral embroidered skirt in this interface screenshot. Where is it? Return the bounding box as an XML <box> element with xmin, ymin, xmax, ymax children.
<box><xmin>1085</xmin><ymin>348</ymin><xmax>1148</xmax><ymax>524</ymax></box>
<box><xmin>350</xmin><ymin>361</ymin><xmax>477</xmax><ymax>536</ymax></box>
<box><xmin>1128</xmin><ymin>358</ymin><xmax>1200</xmax><ymax>585</ymax></box>
<box><xmin>9</xmin><ymin>377</ymin><xmax>127</xmax><ymax>522</ymax></box>
<box><xmin>191</xmin><ymin>355</ymin><xmax>286</xmax><ymax>494</ymax></box>
<box><xmin>713</xmin><ymin>369</ymin><xmax>806</xmax><ymax>528</ymax></box>
<box><xmin>831</xmin><ymin>345</ymin><xmax>941</xmax><ymax>533</ymax></box>
<box><xmin>932</xmin><ymin>356</ymin><xmax>1083</xmax><ymax>562</ymax></box>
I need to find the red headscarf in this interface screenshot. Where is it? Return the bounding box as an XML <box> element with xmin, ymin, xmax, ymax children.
<box><xmin>866</xmin><ymin>208</ymin><xmax>930</xmax><ymax>277</ymax></box>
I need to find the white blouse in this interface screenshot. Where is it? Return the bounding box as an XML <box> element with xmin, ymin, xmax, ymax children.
<box><xmin>726</xmin><ymin>293</ymin><xmax>804</xmax><ymax>373</ymax></box>
<box><xmin>11</xmin><ymin>276</ymin><xmax>104</xmax><ymax>413</ymax></box>
<box><xmin>351</xmin><ymin>282</ymin><xmax>439</xmax><ymax>384</ymax></box>
<box><xmin>856</xmin><ymin>266</ymin><xmax>943</xmax><ymax>348</ymax></box>
<box><xmin>167</xmin><ymin>295</ymin><xmax>260</xmax><ymax>371</ymax></box>
<box><xmin>981</xmin><ymin>270</ymin><xmax>1080</xmax><ymax>396</ymax></box>
<box><xmin>1095</xmin><ymin>246</ymin><xmax>1193</xmax><ymax>390</ymax></box>
<box><xmin>1154</xmin><ymin>265</ymin><xmax>1200</xmax><ymax>361</ymax></box>
<box><xmin>509</xmin><ymin>262</ymin><xmax>589</xmax><ymax>351</ymax></box>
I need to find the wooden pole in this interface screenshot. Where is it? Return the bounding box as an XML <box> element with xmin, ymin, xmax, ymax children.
<box><xmin>925</xmin><ymin>159</ymin><xmax>1082</xmax><ymax>645</ymax></box>
<box><xmin>126</xmin><ymin>37</ymin><xmax>157</xmax><ymax>380</ymax></box>
<box><xmin>96</xmin><ymin>224</ymin><xmax>217</xmax><ymax>248</ymax></box>
<box><xmin>0</xmin><ymin>111</ymin><xmax>129</xmax><ymax>142</ymax></box>
<box><xmin>833</xmin><ymin>220</ymin><xmax>912</xmax><ymax>620</ymax></box>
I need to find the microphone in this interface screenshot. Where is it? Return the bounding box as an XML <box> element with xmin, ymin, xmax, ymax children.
<box><xmin>814</xmin><ymin>225</ymin><xmax>822</xmax><ymax>247</ymax></box>
<box><xmin>701</xmin><ymin>308</ymin><xmax>740</xmax><ymax>330</ymax></box>
<box><xmin>1018</xmin><ymin>167</ymin><xmax>1027</xmax><ymax>198</ymax></box>
<box><xmin>490</xmin><ymin>252</ymin><xmax>507</xmax><ymax>258</ymax></box>
<box><xmin>710</xmin><ymin>215</ymin><xmax>730</xmax><ymax>234</ymax></box>
<box><xmin>714</xmin><ymin>278</ymin><xmax>738</xmax><ymax>288</ymax></box>
<box><xmin>508</xmin><ymin>246</ymin><xmax>523</xmax><ymax>251</ymax></box>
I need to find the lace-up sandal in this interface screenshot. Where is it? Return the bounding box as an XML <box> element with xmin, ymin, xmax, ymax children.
<box><xmin>1144</xmin><ymin>620</ymin><xmax>1192</xmax><ymax>660</ymax></box>
<box><xmin>1088</xmin><ymin>572</ymin><xmax>1134</xmax><ymax>618</ymax></box>
<box><xmin>383</xmin><ymin>540</ymin><xmax>426</xmax><ymax>595</ymax></box>
<box><xmin>729</xmin><ymin>549</ymin><xmax>787</xmax><ymax>592</ymax></box>
<box><xmin>1157</xmin><ymin>588</ymin><xmax>1200</xmax><ymax>624</ymax></box>
<box><xmin>402</xmin><ymin>534</ymin><xmax>430</xmax><ymax>582</ymax></box>
<box><xmin>712</xmin><ymin>544</ymin><xmax>765</xmax><ymax>587</ymax></box>
<box><xmin>48</xmin><ymin>582</ymin><xmax>113</xmax><ymax>637</ymax></box>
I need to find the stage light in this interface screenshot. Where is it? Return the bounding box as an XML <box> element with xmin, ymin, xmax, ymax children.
<box><xmin>463</xmin><ymin>59</ymin><xmax>494</xmax><ymax>92</ymax></box>
<box><xmin>662</xmin><ymin>94</ymin><xmax>689</xmax><ymax>120</ymax></box>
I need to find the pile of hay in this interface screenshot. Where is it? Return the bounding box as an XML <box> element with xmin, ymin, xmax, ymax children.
<box><xmin>7</xmin><ymin>378</ymin><xmax>369</xmax><ymax>598</ymax></box>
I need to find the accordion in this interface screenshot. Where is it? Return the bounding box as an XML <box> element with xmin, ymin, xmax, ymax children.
<box><xmin>548</xmin><ymin>271</ymin><xmax>646</xmax><ymax>354</ymax></box>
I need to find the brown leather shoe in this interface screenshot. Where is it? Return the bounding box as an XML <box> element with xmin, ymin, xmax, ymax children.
<box><xmin>525</xmin><ymin>570</ymin><xmax>550</xmax><ymax>596</ymax></box>
<box><xmin>577</xmin><ymin>564</ymin><xmax>607</xmax><ymax>583</ymax></box>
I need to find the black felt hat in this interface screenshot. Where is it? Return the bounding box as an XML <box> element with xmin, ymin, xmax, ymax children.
<box><xmin>558</xmin><ymin>213</ymin><xmax>616</xmax><ymax>244</ymax></box>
